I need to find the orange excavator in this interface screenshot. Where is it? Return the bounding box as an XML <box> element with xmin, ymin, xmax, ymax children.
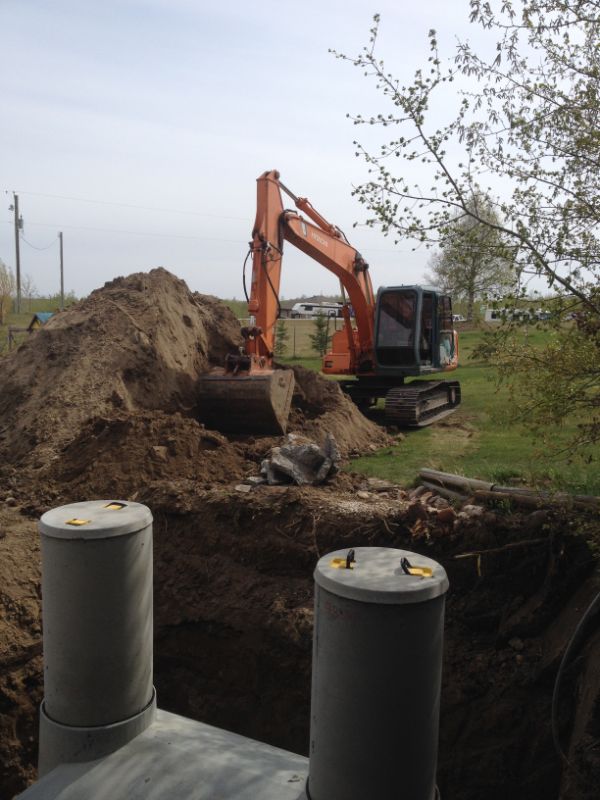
<box><xmin>198</xmin><ymin>170</ymin><xmax>460</xmax><ymax>434</ymax></box>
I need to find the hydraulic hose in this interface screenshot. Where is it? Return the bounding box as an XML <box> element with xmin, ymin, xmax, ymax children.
<box><xmin>242</xmin><ymin>248</ymin><xmax>252</xmax><ymax>304</ymax></box>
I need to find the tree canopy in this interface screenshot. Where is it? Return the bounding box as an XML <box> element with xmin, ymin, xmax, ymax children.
<box><xmin>334</xmin><ymin>0</ymin><xmax>600</xmax><ymax>454</ymax></box>
<box><xmin>425</xmin><ymin>193</ymin><xmax>515</xmax><ymax>320</ymax></box>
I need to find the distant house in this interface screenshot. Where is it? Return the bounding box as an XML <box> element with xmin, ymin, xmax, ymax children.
<box><xmin>27</xmin><ymin>312</ymin><xmax>54</xmax><ymax>332</ymax></box>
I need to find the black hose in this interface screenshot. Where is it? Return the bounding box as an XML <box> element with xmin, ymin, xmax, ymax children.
<box><xmin>551</xmin><ymin>585</ymin><xmax>600</xmax><ymax>765</ymax></box>
<box><xmin>242</xmin><ymin>244</ymin><xmax>282</xmax><ymax>321</ymax></box>
<box><xmin>242</xmin><ymin>248</ymin><xmax>252</xmax><ymax>304</ymax></box>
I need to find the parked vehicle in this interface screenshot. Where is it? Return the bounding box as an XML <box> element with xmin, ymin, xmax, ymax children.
<box><xmin>291</xmin><ymin>302</ymin><xmax>343</xmax><ymax>318</ymax></box>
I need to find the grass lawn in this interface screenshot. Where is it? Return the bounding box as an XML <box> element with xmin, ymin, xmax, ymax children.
<box><xmin>284</xmin><ymin>329</ymin><xmax>600</xmax><ymax>495</ymax></box>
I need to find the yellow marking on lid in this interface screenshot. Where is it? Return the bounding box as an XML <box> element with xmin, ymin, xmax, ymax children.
<box><xmin>66</xmin><ymin>518</ymin><xmax>91</xmax><ymax>526</ymax></box>
<box><xmin>406</xmin><ymin>565</ymin><xmax>433</xmax><ymax>578</ymax></box>
<box><xmin>104</xmin><ymin>502</ymin><xmax>126</xmax><ymax>510</ymax></box>
<box><xmin>330</xmin><ymin>557</ymin><xmax>355</xmax><ymax>570</ymax></box>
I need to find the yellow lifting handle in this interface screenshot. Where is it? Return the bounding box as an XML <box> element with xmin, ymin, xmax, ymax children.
<box><xmin>330</xmin><ymin>549</ymin><xmax>357</xmax><ymax>570</ymax></box>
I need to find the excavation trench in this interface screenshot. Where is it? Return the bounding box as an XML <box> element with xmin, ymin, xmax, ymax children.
<box><xmin>147</xmin><ymin>490</ymin><xmax>598</xmax><ymax>800</ymax></box>
<box><xmin>2</xmin><ymin>471</ymin><xmax>600</xmax><ymax>800</ymax></box>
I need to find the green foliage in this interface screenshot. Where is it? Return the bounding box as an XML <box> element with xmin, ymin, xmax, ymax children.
<box><xmin>479</xmin><ymin>315</ymin><xmax>600</xmax><ymax>455</ymax></box>
<box><xmin>334</xmin><ymin>1</ymin><xmax>600</xmax><ymax>454</ymax></box>
<box><xmin>309</xmin><ymin>314</ymin><xmax>332</xmax><ymax>357</ymax></box>
<box><xmin>274</xmin><ymin>320</ymin><xmax>290</xmax><ymax>356</ymax></box>
<box><xmin>425</xmin><ymin>193</ymin><xmax>516</xmax><ymax>320</ymax></box>
<box><xmin>346</xmin><ymin>329</ymin><xmax>599</xmax><ymax>493</ymax></box>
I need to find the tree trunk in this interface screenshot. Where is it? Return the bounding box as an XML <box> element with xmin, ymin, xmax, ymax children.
<box><xmin>466</xmin><ymin>260</ymin><xmax>476</xmax><ymax>322</ymax></box>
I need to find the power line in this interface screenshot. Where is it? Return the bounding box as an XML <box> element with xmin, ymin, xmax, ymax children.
<box><xmin>0</xmin><ymin>219</ymin><xmax>412</xmax><ymax>254</ymax></box>
<box><xmin>8</xmin><ymin>189</ymin><xmax>248</xmax><ymax>222</ymax></box>
<box><xmin>1</xmin><ymin>219</ymin><xmax>246</xmax><ymax>244</ymax></box>
<box><xmin>20</xmin><ymin>233</ymin><xmax>58</xmax><ymax>251</ymax></box>
<box><xmin>3</xmin><ymin>188</ymin><xmax>415</xmax><ymax>252</ymax></box>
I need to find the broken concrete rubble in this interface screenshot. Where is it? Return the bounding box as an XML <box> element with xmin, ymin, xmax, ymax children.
<box><xmin>260</xmin><ymin>434</ymin><xmax>341</xmax><ymax>486</ymax></box>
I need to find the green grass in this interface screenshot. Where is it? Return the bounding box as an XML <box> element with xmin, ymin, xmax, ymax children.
<box><xmin>222</xmin><ymin>298</ymin><xmax>249</xmax><ymax>319</ymax></box>
<box><xmin>280</xmin><ymin>356</ymin><xmax>324</xmax><ymax>372</ymax></box>
<box><xmin>286</xmin><ymin>329</ymin><xmax>600</xmax><ymax>495</ymax></box>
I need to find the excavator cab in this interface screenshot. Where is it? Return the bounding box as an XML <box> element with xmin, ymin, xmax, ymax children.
<box><xmin>374</xmin><ymin>286</ymin><xmax>457</xmax><ymax>375</ymax></box>
<box><xmin>336</xmin><ymin>285</ymin><xmax>460</xmax><ymax>426</ymax></box>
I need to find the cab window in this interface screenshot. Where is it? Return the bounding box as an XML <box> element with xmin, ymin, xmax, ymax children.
<box><xmin>377</xmin><ymin>291</ymin><xmax>416</xmax><ymax>347</ymax></box>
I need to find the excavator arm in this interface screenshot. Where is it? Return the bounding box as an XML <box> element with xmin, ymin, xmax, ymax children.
<box><xmin>246</xmin><ymin>170</ymin><xmax>376</xmax><ymax>372</ymax></box>
<box><xmin>198</xmin><ymin>169</ymin><xmax>376</xmax><ymax>434</ymax></box>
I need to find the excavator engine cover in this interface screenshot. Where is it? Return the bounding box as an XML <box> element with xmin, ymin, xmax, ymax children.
<box><xmin>197</xmin><ymin>369</ymin><xmax>295</xmax><ymax>435</ymax></box>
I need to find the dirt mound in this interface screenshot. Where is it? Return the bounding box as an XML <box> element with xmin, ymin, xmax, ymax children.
<box><xmin>0</xmin><ymin>269</ymin><xmax>242</xmax><ymax>469</ymax></box>
<box><xmin>0</xmin><ymin>269</ymin><xmax>389</xmax><ymax>504</ymax></box>
<box><xmin>288</xmin><ymin>365</ymin><xmax>390</xmax><ymax>457</ymax></box>
<box><xmin>46</xmin><ymin>412</ymin><xmax>252</xmax><ymax>501</ymax></box>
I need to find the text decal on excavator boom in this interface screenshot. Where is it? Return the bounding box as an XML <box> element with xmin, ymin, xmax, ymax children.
<box><xmin>311</xmin><ymin>232</ymin><xmax>328</xmax><ymax>247</ymax></box>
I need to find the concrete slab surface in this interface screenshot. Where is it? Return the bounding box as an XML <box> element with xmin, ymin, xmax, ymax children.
<box><xmin>19</xmin><ymin>710</ymin><xmax>308</xmax><ymax>800</ymax></box>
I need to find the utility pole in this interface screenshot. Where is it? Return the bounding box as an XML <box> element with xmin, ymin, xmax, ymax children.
<box><xmin>59</xmin><ymin>232</ymin><xmax>64</xmax><ymax>310</ymax></box>
<box><xmin>12</xmin><ymin>193</ymin><xmax>22</xmax><ymax>313</ymax></box>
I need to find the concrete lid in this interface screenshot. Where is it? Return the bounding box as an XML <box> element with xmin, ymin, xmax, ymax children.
<box><xmin>314</xmin><ymin>546</ymin><xmax>449</xmax><ymax>604</ymax></box>
<box><xmin>40</xmin><ymin>500</ymin><xmax>153</xmax><ymax>540</ymax></box>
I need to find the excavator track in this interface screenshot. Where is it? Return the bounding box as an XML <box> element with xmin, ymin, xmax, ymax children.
<box><xmin>384</xmin><ymin>380</ymin><xmax>461</xmax><ymax>427</ymax></box>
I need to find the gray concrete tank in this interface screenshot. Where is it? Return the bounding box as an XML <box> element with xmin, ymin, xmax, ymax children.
<box><xmin>308</xmin><ymin>546</ymin><xmax>449</xmax><ymax>800</ymax></box>
<box><xmin>38</xmin><ymin>500</ymin><xmax>156</xmax><ymax>775</ymax></box>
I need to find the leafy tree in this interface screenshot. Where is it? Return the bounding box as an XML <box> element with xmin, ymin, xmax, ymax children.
<box><xmin>274</xmin><ymin>319</ymin><xmax>290</xmax><ymax>356</ymax></box>
<box><xmin>309</xmin><ymin>313</ymin><xmax>331</xmax><ymax>357</ymax></box>
<box><xmin>334</xmin><ymin>2</ymin><xmax>600</xmax><ymax>455</ymax></box>
<box><xmin>425</xmin><ymin>193</ymin><xmax>515</xmax><ymax>320</ymax></box>
<box><xmin>0</xmin><ymin>260</ymin><xmax>15</xmax><ymax>325</ymax></box>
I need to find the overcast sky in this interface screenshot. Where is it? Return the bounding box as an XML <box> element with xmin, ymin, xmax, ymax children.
<box><xmin>1</xmin><ymin>0</ymin><xmax>490</xmax><ymax>301</ymax></box>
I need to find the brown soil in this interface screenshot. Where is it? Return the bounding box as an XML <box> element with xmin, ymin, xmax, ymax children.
<box><xmin>0</xmin><ymin>268</ymin><xmax>599</xmax><ymax>800</ymax></box>
<box><xmin>0</xmin><ymin>507</ymin><xmax>41</xmax><ymax>799</ymax></box>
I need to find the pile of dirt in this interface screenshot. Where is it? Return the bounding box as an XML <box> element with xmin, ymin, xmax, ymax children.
<box><xmin>288</xmin><ymin>365</ymin><xmax>390</xmax><ymax>457</ymax></box>
<box><xmin>0</xmin><ymin>269</ymin><xmax>242</xmax><ymax>471</ymax></box>
<box><xmin>0</xmin><ymin>269</ymin><xmax>389</xmax><ymax>505</ymax></box>
<box><xmin>47</xmin><ymin>412</ymin><xmax>252</xmax><ymax>501</ymax></box>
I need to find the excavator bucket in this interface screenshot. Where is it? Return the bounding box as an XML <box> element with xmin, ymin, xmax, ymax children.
<box><xmin>197</xmin><ymin>369</ymin><xmax>295</xmax><ymax>435</ymax></box>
